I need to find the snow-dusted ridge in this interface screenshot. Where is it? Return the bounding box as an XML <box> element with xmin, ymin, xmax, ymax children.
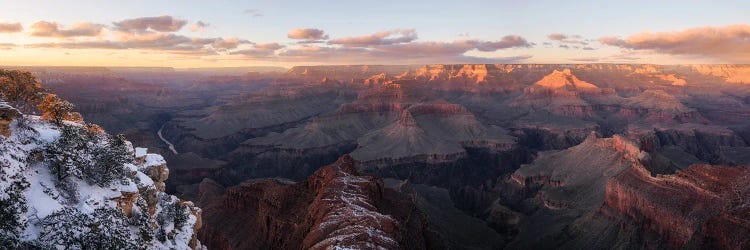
<box><xmin>0</xmin><ymin>106</ymin><xmax>202</xmax><ymax>249</ymax></box>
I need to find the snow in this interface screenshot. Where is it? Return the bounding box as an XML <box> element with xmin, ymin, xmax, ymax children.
<box><xmin>144</xmin><ymin>153</ymin><xmax>166</xmax><ymax>167</ymax></box>
<box><xmin>28</xmin><ymin>117</ymin><xmax>61</xmax><ymax>143</ymax></box>
<box><xmin>308</xmin><ymin>168</ymin><xmax>398</xmax><ymax>249</ymax></box>
<box><xmin>24</xmin><ymin>165</ymin><xmax>64</xmax><ymax>218</ymax></box>
<box><xmin>1</xmin><ymin>108</ymin><xmax>200</xmax><ymax>249</ymax></box>
<box><xmin>135</xmin><ymin>147</ymin><xmax>148</xmax><ymax>158</ymax></box>
<box><xmin>74</xmin><ymin>178</ymin><xmax>122</xmax><ymax>214</ymax></box>
<box><xmin>118</xmin><ymin>179</ymin><xmax>138</xmax><ymax>193</ymax></box>
<box><xmin>124</xmin><ymin>163</ymin><xmax>138</xmax><ymax>172</ymax></box>
<box><xmin>136</xmin><ymin>171</ymin><xmax>154</xmax><ymax>186</ymax></box>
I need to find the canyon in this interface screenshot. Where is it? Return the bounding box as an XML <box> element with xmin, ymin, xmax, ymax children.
<box><xmin>16</xmin><ymin>64</ymin><xmax>750</xmax><ymax>249</ymax></box>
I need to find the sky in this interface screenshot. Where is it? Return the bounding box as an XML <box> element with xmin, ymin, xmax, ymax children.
<box><xmin>0</xmin><ymin>0</ymin><xmax>749</xmax><ymax>68</ymax></box>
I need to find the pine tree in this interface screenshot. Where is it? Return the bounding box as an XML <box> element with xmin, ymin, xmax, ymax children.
<box><xmin>45</xmin><ymin>125</ymin><xmax>88</xmax><ymax>181</ymax></box>
<box><xmin>36</xmin><ymin>207</ymin><xmax>89</xmax><ymax>248</ymax></box>
<box><xmin>37</xmin><ymin>94</ymin><xmax>82</xmax><ymax>126</ymax></box>
<box><xmin>0</xmin><ymin>70</ymin><xmax>46</xmax><ymax>112</ymax></box>
<box><xmin>0</xmin><ymin>174</ymin><xmax>29</xmax><ymax>247</ymax></box>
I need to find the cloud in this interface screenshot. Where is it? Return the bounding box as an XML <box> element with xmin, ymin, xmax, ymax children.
<box><xmin>113</xmin><ymin>15</ymin><xmax>187</xmax><ymax>32</ymax></box>
<box><xmin>599</xmin><ymin>24</ymin><xmax>750</xmax><ymax>62</ymax></box>
<box><xmin>0</xmin><ymin>43</ymin><xmax>16</xmax><ymax>50</ymax></box>
<box><xmin>474</xmin><ymin>35</ymin><xmax>532</xmax><ymax>51</ymax></box>
<box><xmin>27</xmin><ymin>32</ymin><xmax>227</xmax><ymax>55</ymax></box>
<box><xmin>547</xmin><ymin>33</ymin><xmax>590</xmax><ymax>48</ymax></box>
<box><xmin>288</xmin><ymin>28</ymin><xmax>328</xmax><ymax>40</ymax></box>
<box><xmin>189</xmin><ymin>21</ymin><xmax>210</xmax><ymax>32</ymax></box>
<box><xmin>253</xmin><ymin>42</ymin><xmax>284</xmax><ymax>50</ymax></box>
<box><xmin>211</xmin><ymin>37</ymin><xmax>252</xmax><ymax>50</ymax></box>
<box><xmin>548</xmin><ymin>33</ymin><xmax>567</xmax><ymax>41</ymax></box>
<box><xmin>21</xmin><ymin>22</ymin><xmax>531</xmax><ymax>64</ymax></box>
<box><xmin>244</xmin><ymin>9</ymin><xmax>263</xmax><ymax>17</ymax></box>
<box><xmin>230</xmin><ymin>43</ymin><xmax>284</xmax><ymax>58</ymax></box>
<box><xmin>276</xmin><ymin>36</ymin><xmax>532</xmax><ymax>63</ymax></box>
<box><xmin>296</xmin><ymin>39</ymin><xmax>326</xmax><ymax>44</ymax></box>
<box><xmin>362</xmin><ymin>38</ymin><xmax>529</xmax><ymax>58</ymax></box>
<box><xmin>569</xmin><ymin>57</ymin><xmax>600</xmax><ymax>62</ymax></box>
<box><xmin>30</xmin><ymin>21</ymin><xmax>103</xmax><ymax>37</ymax></box>
<box><xmin>328</xmin><ymin>29</ymin><xmax>418</xmax><ymax>47</ymax></box>
<box><xmin>0</xmin><ymin>22</ymin><xmax>22</xmax><ymax>33</ymax></box>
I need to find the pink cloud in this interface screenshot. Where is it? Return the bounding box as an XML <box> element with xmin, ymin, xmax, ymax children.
<box><xmin>189</xmin><ymin>21</ymin><xmax>210</xmax><ymax>32</ymax></box>
<box><xmin>27</xmin><ymin>32</ymin><xmax>223</xmax><ymax>55</ymax></box>
<box><xmin>113</xmin><ymin>15</ymin><xmax>187</xmax><ymax>32</ymax></box>
<box><xmin>599</xmin><ymin>24</ymin><xmax>750</xmax><ymax>62</ymax></box>
<box><xmin>211</xmin><ymin>37</ymin><xmax>251</xmax><ymax>50</ymax></box>
<box><xmin>275</xmin><ymin>36</ymin><xmax>532</xmax><ymax>63</ymax></box>
<box><xmin>0</xmin><ymin>43</ymin><xmax>16</xmax><ymax>50</ymax></box>
<box><xmin>547</xmin><ymin>33</ymin><xmax>590</xmax><ymax>47</ymax></box>
<box><xmin>0</xmin><ymin>22</ymin><xmax>22</xmax><ymax>33</ymax></box>
<box><xmin>328</xmin><ymin>29</ymin><xmax>417</xmax><ymax>47</ymax></box>
<box><xmin>287</xmin><ymin>28</ymin><xmax>328</xmax><ymax>40</ymax></box>
<box><xmin>253</xmin><ymin>43</ymin><xmax>285</xmax><ymax>50</ymax></box>
<box><xmin>30</xmin><ymin>21</ymin><xmax>103</xmax><ymax>37</ymax></box>
<box><xmin>230</xmin><ymin>43</ymin><xmax>284</xmax><ymax>58</ymax></box>
<box><xmin>548</xmin><ymin>33</ymin><xmax>567</xmax><ymax>41</ymax></box>
<box><xmin>473</xmin><ymin>35</ymin><xmax>532</xmax><ymax>51</ymax></box>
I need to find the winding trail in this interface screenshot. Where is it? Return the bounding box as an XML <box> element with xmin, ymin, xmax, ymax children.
<box><xmin>158</xmin><ymin>124</ymin><xmax>179</xmax><ymax>154</ymax></box>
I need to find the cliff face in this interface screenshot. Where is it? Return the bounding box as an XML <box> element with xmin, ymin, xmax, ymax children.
<box><xmin>604</xmin><ymin>164</ymin><xmax>750</xmax><ymax>249</ymax></box>
<box><xmin>505</xmin><ymin>134</ymin><xmax>645</xmax><ymax>248</ymax></box>
<box><xmin>500</xmin><ymin>131</ymin><xmax>750</xmax><ymax>249</ymax></box>
<box><xmin>197</xmin><ymin>155</ymin><xmax>436</xmax><ymax>250</ymax></box>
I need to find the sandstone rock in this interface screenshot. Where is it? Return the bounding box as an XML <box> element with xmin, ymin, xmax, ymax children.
<box><xmin>114</xmin><ymin>191</ymin><xmax>139</xmax><ymax>218</ymax></box>
<box><xmin>0</xmin><ymin>101</ymin><xmax>21</xmax><ymax>137</ymax></box>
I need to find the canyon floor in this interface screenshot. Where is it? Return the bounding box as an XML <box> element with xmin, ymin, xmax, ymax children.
<box><xmin>28</xmin><ymin>64</ymin><xmax>750</xmax><ymax>249</ymax></box>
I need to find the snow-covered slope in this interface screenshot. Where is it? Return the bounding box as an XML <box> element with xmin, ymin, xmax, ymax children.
<box><xmin>0</xmin><ymin>105</ymin><xmax>202</xmax><ymax>249</ymax></box>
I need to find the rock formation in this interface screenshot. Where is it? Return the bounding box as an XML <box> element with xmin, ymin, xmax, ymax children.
<box><xmin>0</xmin><ymin>101</ymin><xmax>21</xmax><ymax>137</ymax></box>
<box><xmin>0</xmin><ymin>102</ymin><xmax>201</xmax><ymax>249</ymax></box>
<box><xmin>197</xmin><ymin>155</ymin><xmax>437</xmax><ymax>250</ymax></box>
<box><xmin>604</xmin><ymin>163</ymin><xmax>750</xmax><ymax>249</ymax></box>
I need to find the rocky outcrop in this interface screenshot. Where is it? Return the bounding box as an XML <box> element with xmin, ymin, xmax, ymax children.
<box><xmin>0</xmin><ymin>111</ymin><xmax>201</xmax><ymax>249</ymax></box>
<box><xmin>197</xmin><ymin>155</ymin><xmax>436</xmax><ymax>250</ymax></box>
<box><xmin>504</xmin><ymin>134</ymin><xmax>645</xmax><ymax>248</ymax></box>
<box><xmin>363</xmin><ymin>73</ymin><xmax>391</xmax><ymax>85</ymax></box>
<box><xmin>629</xmin><ymin>124</ymin><xmax>747</xmax><ymax>165</ymax></box>
<box><xmin>689</xmin><ymin>64</ymin><xmax>750</xmax><ymax>83</ymax></box>
<box><xmin>0</xmin><ymin>101</ymin><xmax>21</xmax><ymax>137</ymax></box>
<box><xmin>604</xmin><ymin>164</ymin><xmax>750</xmax><ymax>249</ymax></box>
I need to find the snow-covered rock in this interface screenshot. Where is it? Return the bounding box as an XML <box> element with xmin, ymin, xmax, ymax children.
<box><xmin>0</xmin><ymin>106</ymin><xmax>202</xmax><ymax>249</ymax></box>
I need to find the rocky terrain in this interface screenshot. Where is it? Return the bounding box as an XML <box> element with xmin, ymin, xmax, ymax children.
<box><xmin>0</xmin><ymin>100</ymin><xmax>201</xmax><ymax>248</ymax></box>
<box><xmin>197</xmin><ymin>155</ymin><xmax>439</xmax><ymax>250</ymax></box>
<box><xmin>11</xmin><ymin>64</ymin><xmax>750</xmax><ymax>249</ymax></box>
